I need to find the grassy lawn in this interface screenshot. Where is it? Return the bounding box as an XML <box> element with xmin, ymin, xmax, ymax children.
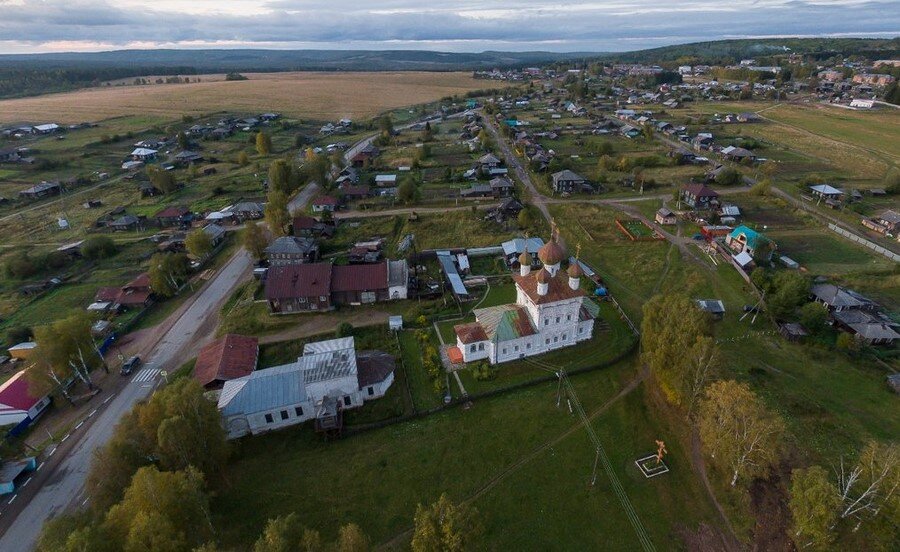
<box><xmin>211</xmin><ymin>356</ymin><xmax>723</xmax><ymax>550</ymax></box>
<box><xmin>397</xmin><ymin>330</ymin><xmax>444</xmax><ymax>411</ymax></box>
<box><xmin>767</xmin><ymin>228</ymin><xmax>896</xmax><ymax>275</ymax></box>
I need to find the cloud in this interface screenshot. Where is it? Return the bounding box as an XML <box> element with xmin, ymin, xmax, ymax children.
<box><xmin>0</xmin><ymin>0</ymin><xmax>897</xmax><ymax>53</ymax></box>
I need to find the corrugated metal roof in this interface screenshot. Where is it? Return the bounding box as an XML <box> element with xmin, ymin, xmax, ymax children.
<box><xmin>437</xmin><ymin>251</ymin><xmax>468</xmax><ymax>296</ymax></box>
<box><xmin>502</xmin><ymin>237</ymin><xmax>545</xmax><ymax>257</ymax></box>
<box><xmin>218</xmin><ymin>363</ymin><xmax>308</xmax><ymax>417</ymax></box>
<box><xmin>473</xmin><ymin>304</ymin><xmax>537</xmax><ymax>342</ymax></box>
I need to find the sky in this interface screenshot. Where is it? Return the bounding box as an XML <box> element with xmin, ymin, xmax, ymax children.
<box><xmin>0</xmin><ymin>0</ymin><xmax>898</xmax><ymax>54</ymax></box>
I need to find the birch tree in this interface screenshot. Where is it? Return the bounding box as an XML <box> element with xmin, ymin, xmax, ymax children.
<box><xmin>789</xmin><ymin>466</ymin><xmax>839</xmax><ymax>550</ymax></box>
<box><xmin>698</xmin><ymin>380</ymin><xmax>785</xmax><ymax>487</ymax></box>
<box><xmin>835</xmin><ymin>441</ymin><xmax>899</xmax><ymax>533</ymax></box>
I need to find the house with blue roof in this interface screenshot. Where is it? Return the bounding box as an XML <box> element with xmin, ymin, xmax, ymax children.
<box><xmin>217</xmin><ymin>337</ymin><xmax>395</xmax><ymax>438</ymax></box>
<box><xmin>726</xmin><ymin>225</ymin><xmax>775</xmax><ymax>262</ymax></box>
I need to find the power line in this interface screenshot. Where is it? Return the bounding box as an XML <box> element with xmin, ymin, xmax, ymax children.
<box><xmin>525</xmin><ymin>358</ymin><xmax>656</xmax><ymax>552</ymax></box>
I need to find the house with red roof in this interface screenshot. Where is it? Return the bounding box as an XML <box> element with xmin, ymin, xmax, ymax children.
<box><xmin>0</xmin><ymin>370</ymin><xmax>51</xmax><ymax>434</ymax></box>
<box><xmin>193</xmin><ymin>334</ymin><xmax>259</xmax><ymax>390</ymax></box>
<box><xmin>264</xmin><ymin>260</ymin><xmax>408</xmax><ymax>313</ymax></box>
<box><xmin>94</xmin><ymin>272</ymin><xmax>153</xmax><ymax>309</ymax></box>
<box><xmin>153</xmin><ymin>205</ymin><xmax>193</xmax><ymax>227</ymax></box>
<box><xmin>311</xmin><ymin>195</ymin><xmax>339</xmax><ymax>213</ymax></box>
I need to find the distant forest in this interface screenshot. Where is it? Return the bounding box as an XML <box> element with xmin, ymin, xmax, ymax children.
<box><xmin>0</xmin><ymin>37</ymin><xmax>897</xmax><ymax>100</ymax></box>
<box><xmin>0</xmin><ymin>66</ymin><xmax>201</xmax><ymax>100</ymax></box>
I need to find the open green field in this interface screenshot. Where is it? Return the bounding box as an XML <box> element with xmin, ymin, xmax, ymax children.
<box><xmin>678</xmin><ymin>101</ymin><xmax>900</xmax><ymax>181</ymax></box>
<box><xmin>212</xmin><ymin>357</ymin><xmax>723</xmax><ymax>550</ymax></box>
<box><xmin>767</xmin><ymin>228</ymin><xmax>897</xmax><ymax>274</ymax></box>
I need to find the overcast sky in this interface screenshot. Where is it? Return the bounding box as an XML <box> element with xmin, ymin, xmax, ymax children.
<box><xmin>0</xmin><ymin>0</ymin><xmax>898</xmax><ymax>54</ymax></box>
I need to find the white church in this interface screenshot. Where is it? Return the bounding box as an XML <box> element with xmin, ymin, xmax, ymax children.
<box><xmin>453</xmin><ymin>231</ymin><xmax>599</xmax><ymax>365</ymax></box>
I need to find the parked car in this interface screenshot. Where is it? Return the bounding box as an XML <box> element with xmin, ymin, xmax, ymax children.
<box><xmin>120</xmin><ymin>356</ymin><xmax>141</xmax><ymax>375</ymax></box>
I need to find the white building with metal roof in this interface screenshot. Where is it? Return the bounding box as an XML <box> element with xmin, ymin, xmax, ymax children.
<box><xmin>217</xmin><ymin>337</ymin><xmax>395</xmax><ymax>438</ymax></box>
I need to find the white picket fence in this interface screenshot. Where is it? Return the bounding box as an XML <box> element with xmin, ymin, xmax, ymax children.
<box><xmin>827</xmin><ymin>224</ymin><xmax>900</xmax><ymax>263</ymax></box>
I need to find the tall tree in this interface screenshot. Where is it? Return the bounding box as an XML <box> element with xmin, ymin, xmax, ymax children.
<box><xmin>148</xmin><ymin>252</ymin><xmax>190</xmax><ymax>298</ymax></box>
<box><xmin>835</xmin><ymin>441</ymin><xmax>899</xmax><ymax>535</ymax></box>
<box><xmin>268</xmin><ymin>159</ymin><xmax>294</xmax><ymax>195</ymax></box>
<box><xmin>176</xmin><ymin>132</ymin><xmax>189</xmax><ymax>150</ymax></box>
<box><xmin>147</xmin><ymin>166</ymin><xmax>178</xmax><ymax>194</ymax></box>
<box><xmin>185</xmin><ymin>228</ymin><xmax>213</xmax><ymax>260</ymax></box>
<box><xmin>253</xmin><ymin>514</ymin><xmax>305</xmax><ymax>552</ymax></box>
<box><xmin>242</xmin><ymin>221</ymin><xmax>268</xmax><ymax>261</ymax></box>
<box><xmin>256</xmin><ymin>131</ymin><xmax>272</xmax><ymax>156</ymax></box>
<box><xmin>698</xmin><ymin>380</ymin><xmax>785</xmax><ymax>487</ymax></box>
<box><xmin>30</xmin><ymin>311</ymin><xmax>102</xmax><ymax>396</ymax></box>
<box><xmin>789</xmin><ymin>466</ymin><xmax>839</xmax><ymax>550</ymax></box>
<box><xmin>641</xmin><ymin>293</ymin><xmax>712</xmax><ymax>407</ymax></box>
<box><xmin>335</xmin><ymin>524</ymin><xmax>369</xmax><ymax>552</ymax></box>
<box><xmin>411</xmin><ymin>493</ymin><xmax>481</xmax><ymax>552</ymax></box>
<box><xmin>684</xmin><ymin>335</ymin><xmax>721</xmax><ymax>417</ymax></box>
<box><xmin>103</xmin><ymin>466</ymin><xmax>213</xmax><ymax>552</ymax></box>
<box><xmin>264</xmin><ymin>191</ymin><xmax>290</xmax><ymax>237</ymax></box>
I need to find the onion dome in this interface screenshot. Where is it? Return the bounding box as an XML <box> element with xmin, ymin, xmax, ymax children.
<box><xmin>537</xmin><ymin>240</ymin><xmax>565</xmax><ymax>265</ymax></box>
<box><xmin>518</xmin><ymin>250</ymin><xmax>532</xmax><ymax>266</ymax></box>
<box><xmin>535</xmin><ymin>267</ymin><xmax>552</xmax><ymax>284</ymax></box>
<box><xmin>567</xmin><ymin>261</ymin><xmax>584</xmax><ymax>278</ymax></box>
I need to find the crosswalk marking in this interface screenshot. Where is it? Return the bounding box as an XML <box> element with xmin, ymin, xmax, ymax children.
<box><xmin>132</xmin><ymin>367</ymin><xmax>160</xmax><ymax>384</ymax></box>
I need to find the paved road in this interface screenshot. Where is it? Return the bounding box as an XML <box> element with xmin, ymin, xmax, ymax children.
<box><xmin>288</xmin><ymin>181</ymin><xmax>320</xmax><ymax>214</ymax></box>
<box><xmin>0</xmin><ymin>249</ymin><xmax>253</xmax><ymax>552</ymax></box>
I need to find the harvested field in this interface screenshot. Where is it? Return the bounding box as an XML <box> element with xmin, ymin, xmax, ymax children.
<box><xmin>0</xmin><ymin>72</ymin><xmax>484</xmax><ymax>124</ymax></box>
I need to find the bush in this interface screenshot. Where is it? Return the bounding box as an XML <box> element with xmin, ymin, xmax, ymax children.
<box><xmin>81</xmin><ymin>236</ymin><xmax>118</xmax><ymax>260</ymax></box>
<box><xmin>470</xmin><ymin>361</ymin><xmax>496</xmax><ymax>381</ymax></box>
<box><xmin>715</xmin><ymin>167</ymin><xmax>742</xmax><ymax>186</ymax></box>
<box><xmin>6</xmin><ymin>325</ymin><xmax>32</xmax><ymax>346</ymax></box>
<box><xmin>335</xmin><ymin>322</ymin><xmax>354</xmax><ymax>338</ymax></box>
<box><xmin>5</xmin><ymin>251</ymin><xmax>35</xmax><ymax>279</ymax></box>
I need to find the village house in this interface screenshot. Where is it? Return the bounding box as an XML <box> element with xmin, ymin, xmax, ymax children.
<box><xmin>193</xmin><ymin>334</ymin><xmax>258</xmax><ymax>390</ymax></box>
<box><xmin>810</xmin><ymin>283</ymin><xmax>877</xmax><ymax>313</ymax></box>
<box><xmin>230</xmin><ymin>201</ymin><xmax>265</xmax><ymax>221</ymax></box>
<box><xmin>0</xmin><ymin>370</ymin><xmax>52</xmax><ymax>436</ymax></box>
<box><xmin>726</xmin><ymin>225</ymin><xmax>775</xmax><ymax>262</ymax></box>
<box><xmin>0</xmin><ymin>146</ymin><xmax>20</xmax><ymax>163</ymax></box>
<box><xmin>502</xmin><ymin>236</ymin><xmax>545</xmax><ymax>267</ymax></box>
<box><xmin>680</xmin><ymin>183</ymin><xmax>719</xmax><ymax>209</ymax></box>
<box><xmin>18</xmin><ymin>181</ymin><xmax>61</xmax><ymax>200</ymax></box>
<box><xmin>265</xmin><ymin>236</ymin><xmax>320</xmax><ymax>266</ymax></box>
<box><xmin>202</xmin><ymin>223</ymin><xmax>227</xmax><ymax>247</ymax></box>
<box><xmin>174</xmin><ymin>151</ymin><xmax>204</xmax><ymax>165</ymax></box>
<box><xmin>452</xmin><ymin>234</ymin><xmax>598</xmax><ymax>365</ymax></box>
<box><xmin>311</xmin><ymin>196</ymin><xmax>338</xmax><ymax>213</ymax></box>
<box><xmin>153</xmin><ymin>205</ymin><xmax>193</xmax><ymax>228</ymax></box>
<box><xmin>217</xmin><ymin>337</ymin><xmax>396</xmax><ymax>438</ymax></box>
<box><xmin>264</xmin><ymin>260</ymin><xmax>408</xmax><ymax>313</ymax></box>
<box><xmin>809</xmin><ymin>184</ymin><xmax>844</xmax><ymax>201</ymax></box>
<box><xmin>655</xmin><ymin>207</ymin><xmax>677</xmax><ymax>225</ymax></box>
<box><xmin>130</xmin><ymin>147</ymin><xmax>158</xmax><ymax>162</ymax></box>
<box><xmin>292</xmin><ymin>215</ymin><xmax>335</xmax><ymax>238</ymax></box>
<box><xmin>551</xmin><ymin>170</ymin><xmax>590</xmax><ymax>194</ymax></box>
<box><xmin>721</xmin><ymin>146</ymin><xmax>756</xmax><ymax>163</ymax></box>
<box><xmin>861</xmin><ymin>209</ymin><xmax>900</xmax><ymax>235</ymax></box>
<box><xmin>831</xmin><ymin>310</ymin><xmax>900</xmax><ymax>346</ymax></box>
<box><xmin>486</xmin><ymin>197</ymin><xmax>524</xmax><ymax>223</ymax></box>
<box><xmin>350</xmin><ymin>144</ymin><xmax>379</xmax><ymax>166</ymax></box>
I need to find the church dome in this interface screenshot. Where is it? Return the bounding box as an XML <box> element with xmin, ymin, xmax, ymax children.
<box><xmin>537</xmin><ymin>239</ymin><xmax>565</xmax><ymax>265</ymax></box>
<box><xmin>567</xmin><ymin>261</ymin><xmax>584</xmax><ymax>278</ymax></box>
<box><xmin>535</xmin><ymin>267</ymin><xmax>552</xmax><ymax>284</ymax></box>
<box><xmin>518</xmin><ymin>250</ymin><xmax>532</xmax><ymax>266</ymax></box>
